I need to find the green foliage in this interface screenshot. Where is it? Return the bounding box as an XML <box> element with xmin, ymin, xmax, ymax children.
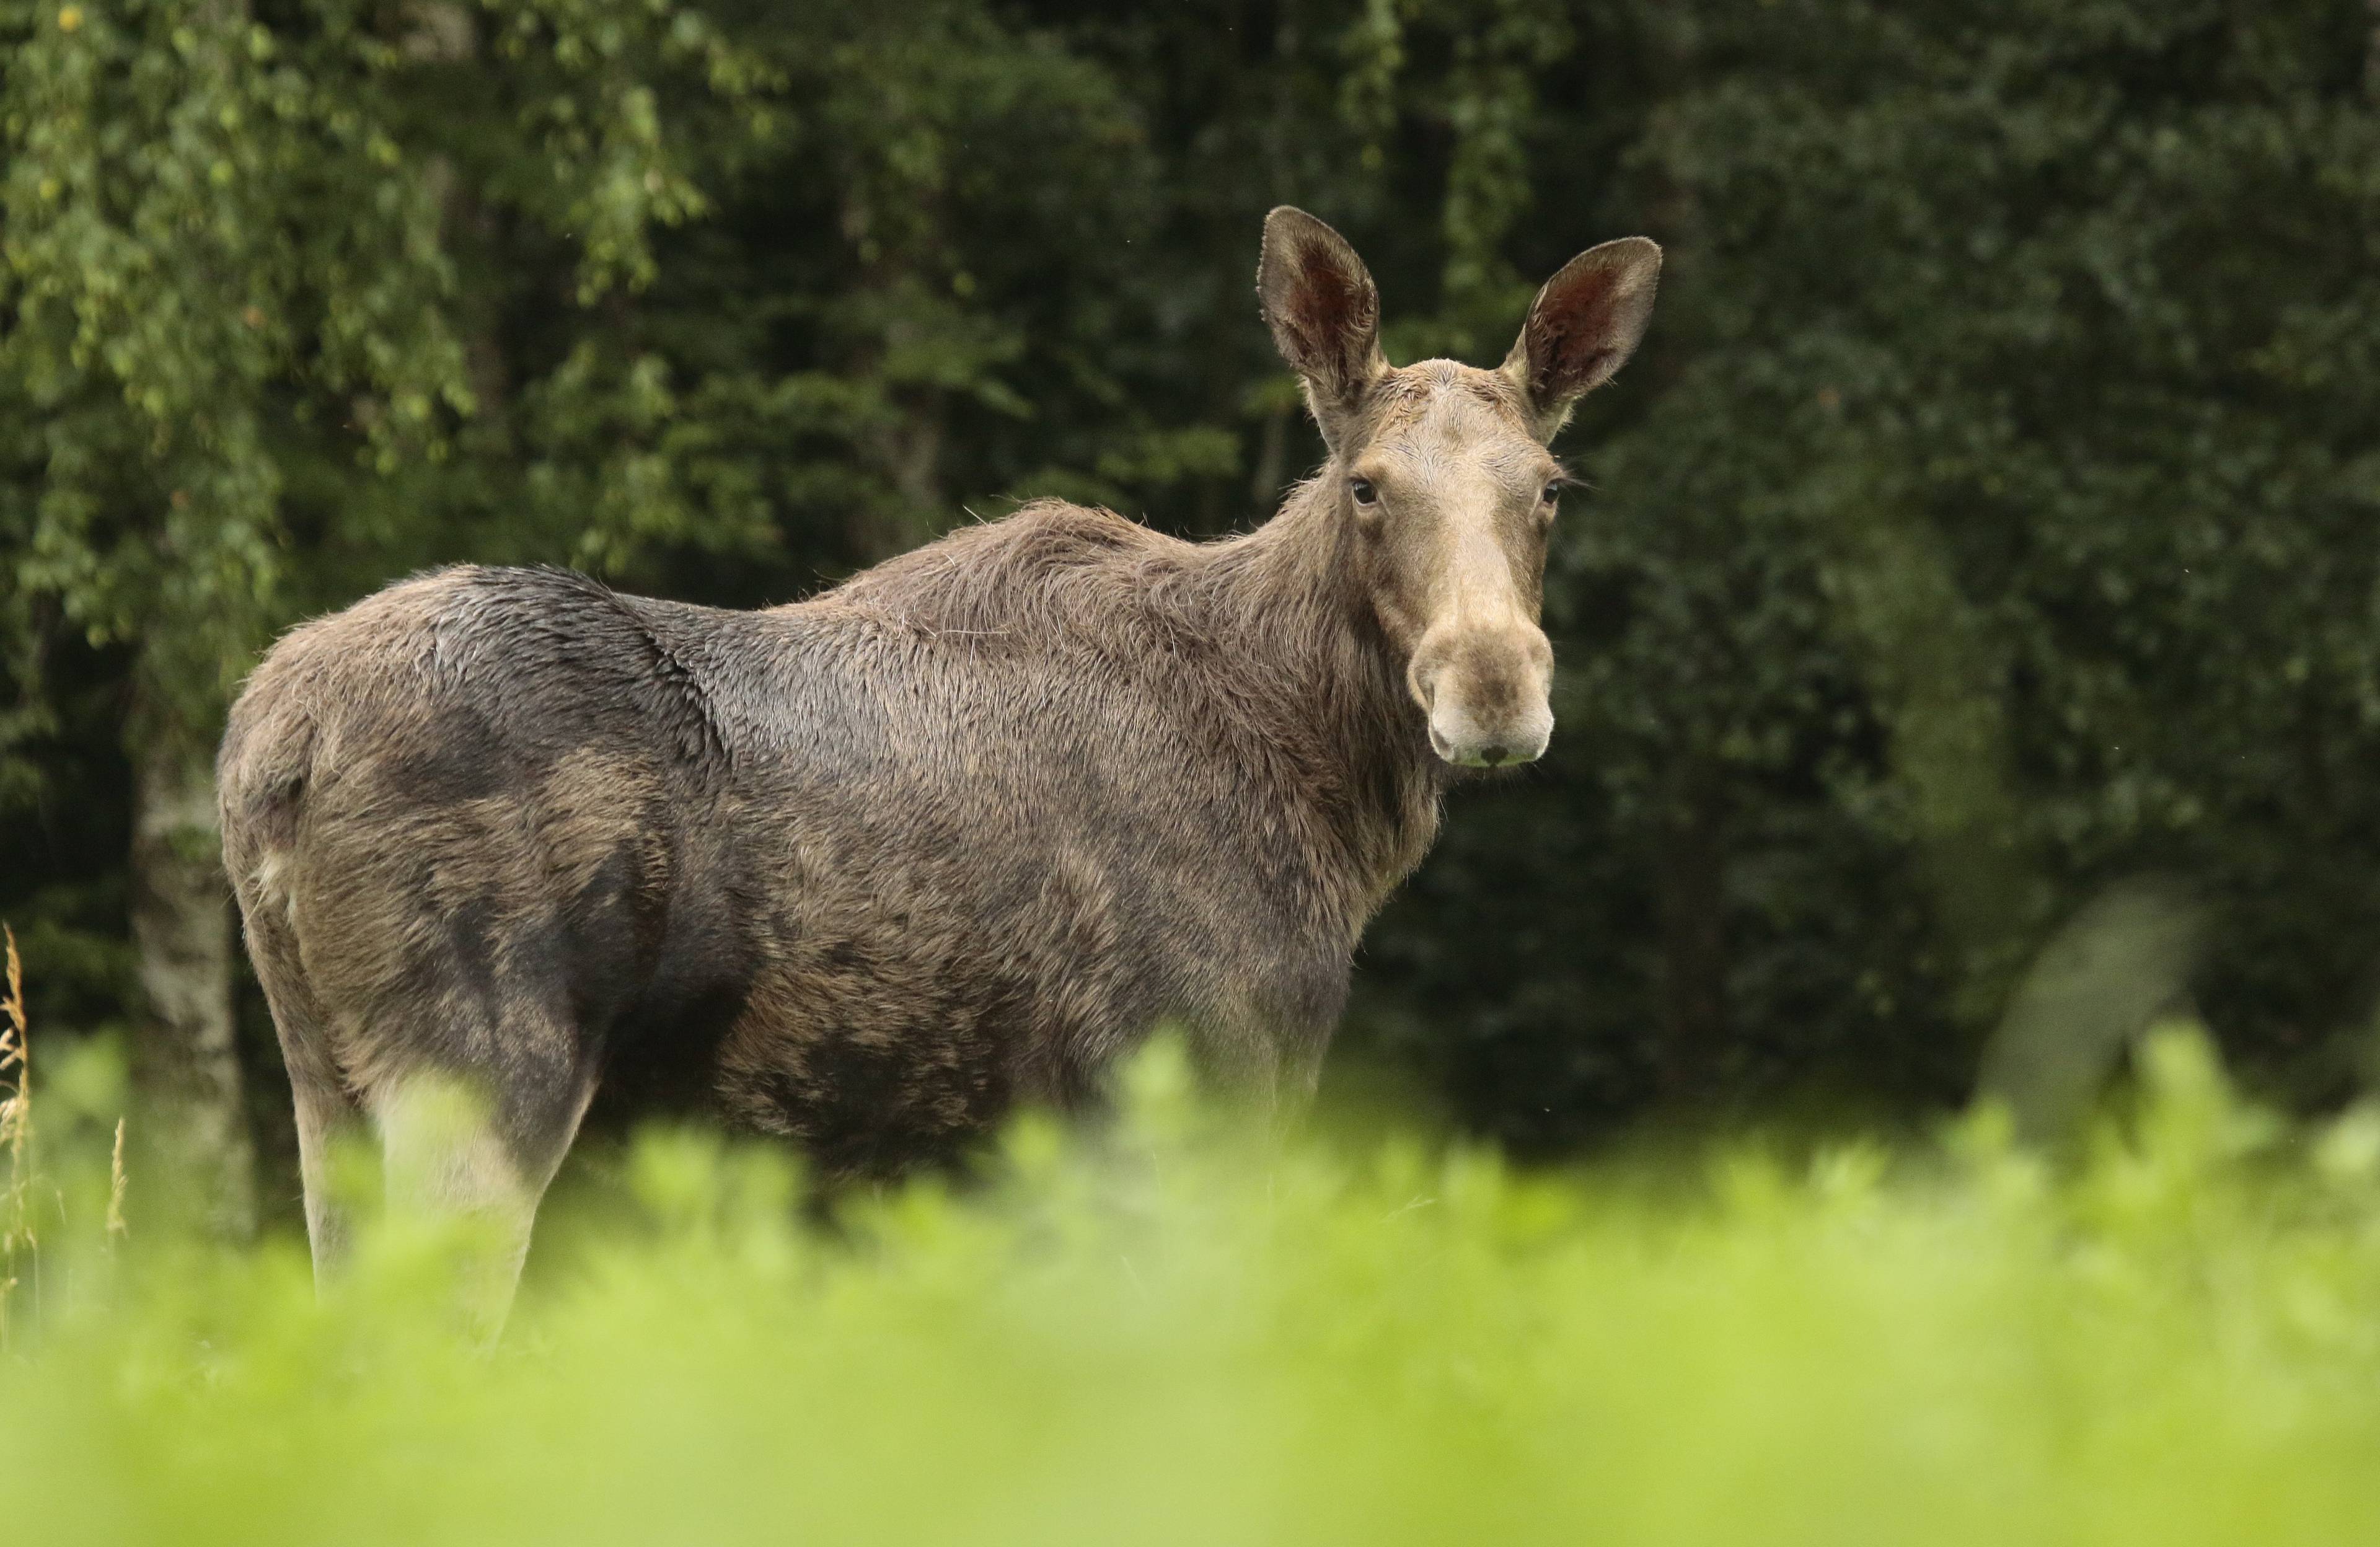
<box><xmin>1365</xmin><ymin>0</ymin><xmax>2380</xmax><ymax>1134</ymax></box>
<box><xmin>7</xmin><ymin>1032</ymin><xmax>2380</xmax><ymax>1541</ymax></box>
<box><xmin>0</xmin><ymin>0</ymin><xmax>735</xmax><ymax>711</ymax></box>
<box><xmin>0</xmin><ymin>0</ymin><xmax>762</xmax><ymax>1018</ymax></box>
<box><xmin>6</xmin><ymin>0</ymin><xmax>2380</xmax><ymax>1150</ymax></box>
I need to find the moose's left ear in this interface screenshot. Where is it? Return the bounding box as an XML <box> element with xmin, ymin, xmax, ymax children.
<box><xmin>1500</xmin><ymin>237</ymin><xmax>1662</xmax><ymax>439</ymax></box>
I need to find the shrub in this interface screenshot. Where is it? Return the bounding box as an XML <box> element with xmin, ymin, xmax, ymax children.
<box><xmin>9</xmin><ymin>1026</ymin><xmax>2380</xmax><ymax>1543</ymax></box>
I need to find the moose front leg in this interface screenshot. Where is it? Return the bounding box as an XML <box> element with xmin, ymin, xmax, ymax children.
<box><xmin>371</xmin><ymin>1031</ymin><xmax>601</xmax><ymax>1340</ymax></box>
<box><xmin>1181</xmin><ymin>1013</ymin><xmax>1330</xmax><ymax>1135</ymax></box>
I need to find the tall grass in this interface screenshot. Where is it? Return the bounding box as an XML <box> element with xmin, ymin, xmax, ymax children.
<box><xmin>6</xmin><ymin>992</ymin><xmax>2380</xmax><ymax>1541</ymax></box>
<box><xmin>1</xmin><ymin>925</ymin><xmax>34</xmax><ymax>1347</ymax></box>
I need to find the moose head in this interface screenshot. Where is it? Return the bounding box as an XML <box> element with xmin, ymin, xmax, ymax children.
<box><xmin>1258</xmin><ymin>208</ymin><xmax>1661</xmax><ymax>768</ymax></box>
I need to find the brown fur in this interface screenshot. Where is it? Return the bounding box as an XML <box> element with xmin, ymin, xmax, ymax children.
<box><xmin>218</xmin><ymin>209</ymin><xmax>1659</xmax><ymax>1312</ymax></box>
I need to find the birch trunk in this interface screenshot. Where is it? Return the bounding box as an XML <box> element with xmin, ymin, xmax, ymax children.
<box><xmin>126</xmin><ymin>681</ymin><xmax>257</xmax><ymax>1240</ymax></box>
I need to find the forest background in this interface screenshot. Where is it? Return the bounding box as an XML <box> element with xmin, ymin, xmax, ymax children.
<box><xmin>4</xmin><ymin>0</ymin><xmax>2378</xmax><ymax>1232</ymax></box>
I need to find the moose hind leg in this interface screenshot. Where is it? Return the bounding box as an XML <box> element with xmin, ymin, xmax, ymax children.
<box><xmin>233</xmin><ymin>891</ymin><xmax>368</xmax><ymax>1285</ymax></box>
<box><xmin>371</xmin><ymin>1030</ymin><xmax>601</xmax><ymax>1338</ymax></box>
<box><xmin>290</xmin><ymin>1071</ymin><xmax>367</xmax><ymax>1281</ymax></box>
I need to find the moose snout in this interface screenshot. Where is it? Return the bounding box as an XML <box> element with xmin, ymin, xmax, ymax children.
<box><xmin>1408</xmin><ymin>625</ymin><xmax>1555</xmax><ymax>770</ymax></box>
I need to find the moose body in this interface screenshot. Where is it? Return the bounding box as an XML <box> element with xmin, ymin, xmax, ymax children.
<box><xmin>220</xmin><ymin>209</ymin><xmax>1659</xmax><ymax>1316</ymax></box>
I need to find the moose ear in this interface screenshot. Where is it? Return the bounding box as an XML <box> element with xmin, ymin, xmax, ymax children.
<box><xmin>1258</xmin><ymin>207</ymin><xmax>1390</xmax><ymax>444</ymax></box>
<box><xmin>1500</xmin><ymin>237</ymin><xmax>1662</xmax><ymax>439</ymax></box>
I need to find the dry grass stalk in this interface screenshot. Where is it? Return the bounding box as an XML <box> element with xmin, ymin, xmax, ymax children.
<box><xmin>1</xmin><ymin>923</ymin><xmax>32</xmax><ymax>1347</ymax></box>
<box><xmin>107</xmin><ymin>1116</ymin><xmax>128</xmax><ymax>1243</ymax></box>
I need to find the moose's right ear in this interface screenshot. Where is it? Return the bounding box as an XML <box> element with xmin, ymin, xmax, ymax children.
<box><xmin>1258</xmin><ymin>207</ymin><xmax>1389</xmax><ymax>444</ymax></box>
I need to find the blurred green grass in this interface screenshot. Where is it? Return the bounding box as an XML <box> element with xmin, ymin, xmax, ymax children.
<box><xmin>6</xmin><ymin>1032</ymin><xmax>2380</xmax><ymax>1545</ymax></box>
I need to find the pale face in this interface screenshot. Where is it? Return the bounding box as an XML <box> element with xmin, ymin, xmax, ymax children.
<box><xmin>1254</xmin><ymin>206</ymin><xmax>1659</xmax><ymax>772</ymax></box>
<box><xmin>1341</xmin><ymin>364</ymin><xmax>1562</xmax><ymax>767</ymax></box>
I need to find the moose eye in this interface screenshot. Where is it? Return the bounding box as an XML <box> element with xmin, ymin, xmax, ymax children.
<box><xmin>1349</xmin><ymin>477</ymin><xmax>1379</xmax><ymax>507</ymax></box>
<box><xmin>1541</xmin><ymin>481</ymin><xmax>1564</xmax><ymax>506</ymax></box>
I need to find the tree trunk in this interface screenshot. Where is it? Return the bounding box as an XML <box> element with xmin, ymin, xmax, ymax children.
<box><xmin>1817</xmin><ymin>487</ymin><xmax>2040</xmax><ymax>1030</ymax></box>
<box><xmin>1655</xmin><ymin>781</ymin><xmax>1729</xmax><ymax>1099</ymax></box>
<box><xmin>2366</xmin><ymin>0</ymin><xmax>2380</xmax><ymax>102</ymax></box>
<box><xmin>863</xmin><ymin>404</ymin><xmax>945</xmax><ymax>562</ymax></box>
<box><xmin>126</xmin><ymin>682</ymin><xmax>256</xmax><ymax>1240</ymax></box>
<box><xmin>1249</xmin><ymin>397</ymin><xmax>1291</xmax><ymax>509</ymax></box>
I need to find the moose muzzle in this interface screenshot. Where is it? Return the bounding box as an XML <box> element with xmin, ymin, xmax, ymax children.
<box><xmin>1408</xmin><ymin>623</ymin><xmax>1555</xmax><ymax>769</ymax></box>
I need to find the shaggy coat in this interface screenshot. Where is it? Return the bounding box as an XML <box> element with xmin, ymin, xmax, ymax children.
<box><xmin>221</xmin><ymin>489</ymin><xmax>1437</xmax><ymax>1178</ymax></box>
<box><xmin>218</xmin><ymin>206</ymin><xmax>1659</xmax><ymax>1313</ymax></box>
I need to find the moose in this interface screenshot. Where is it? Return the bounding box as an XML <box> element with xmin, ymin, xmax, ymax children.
<box><xmin>219</xmin><ymin>208</ymin><xmax>1660</xmax><ymax>1318</ymax></box>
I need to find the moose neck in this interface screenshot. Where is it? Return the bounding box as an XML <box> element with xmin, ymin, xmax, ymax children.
<box><xmin>1203</xmin><ymin>477</ymin><xmax>1449</xmax><ymax>924</ymax></box>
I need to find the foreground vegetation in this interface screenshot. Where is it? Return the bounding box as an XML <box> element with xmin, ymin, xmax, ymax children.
<box><xmin>6</xmin><ymin>1016</ymin><xmax>2380</xmax><ymax>1545</ymax></box>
